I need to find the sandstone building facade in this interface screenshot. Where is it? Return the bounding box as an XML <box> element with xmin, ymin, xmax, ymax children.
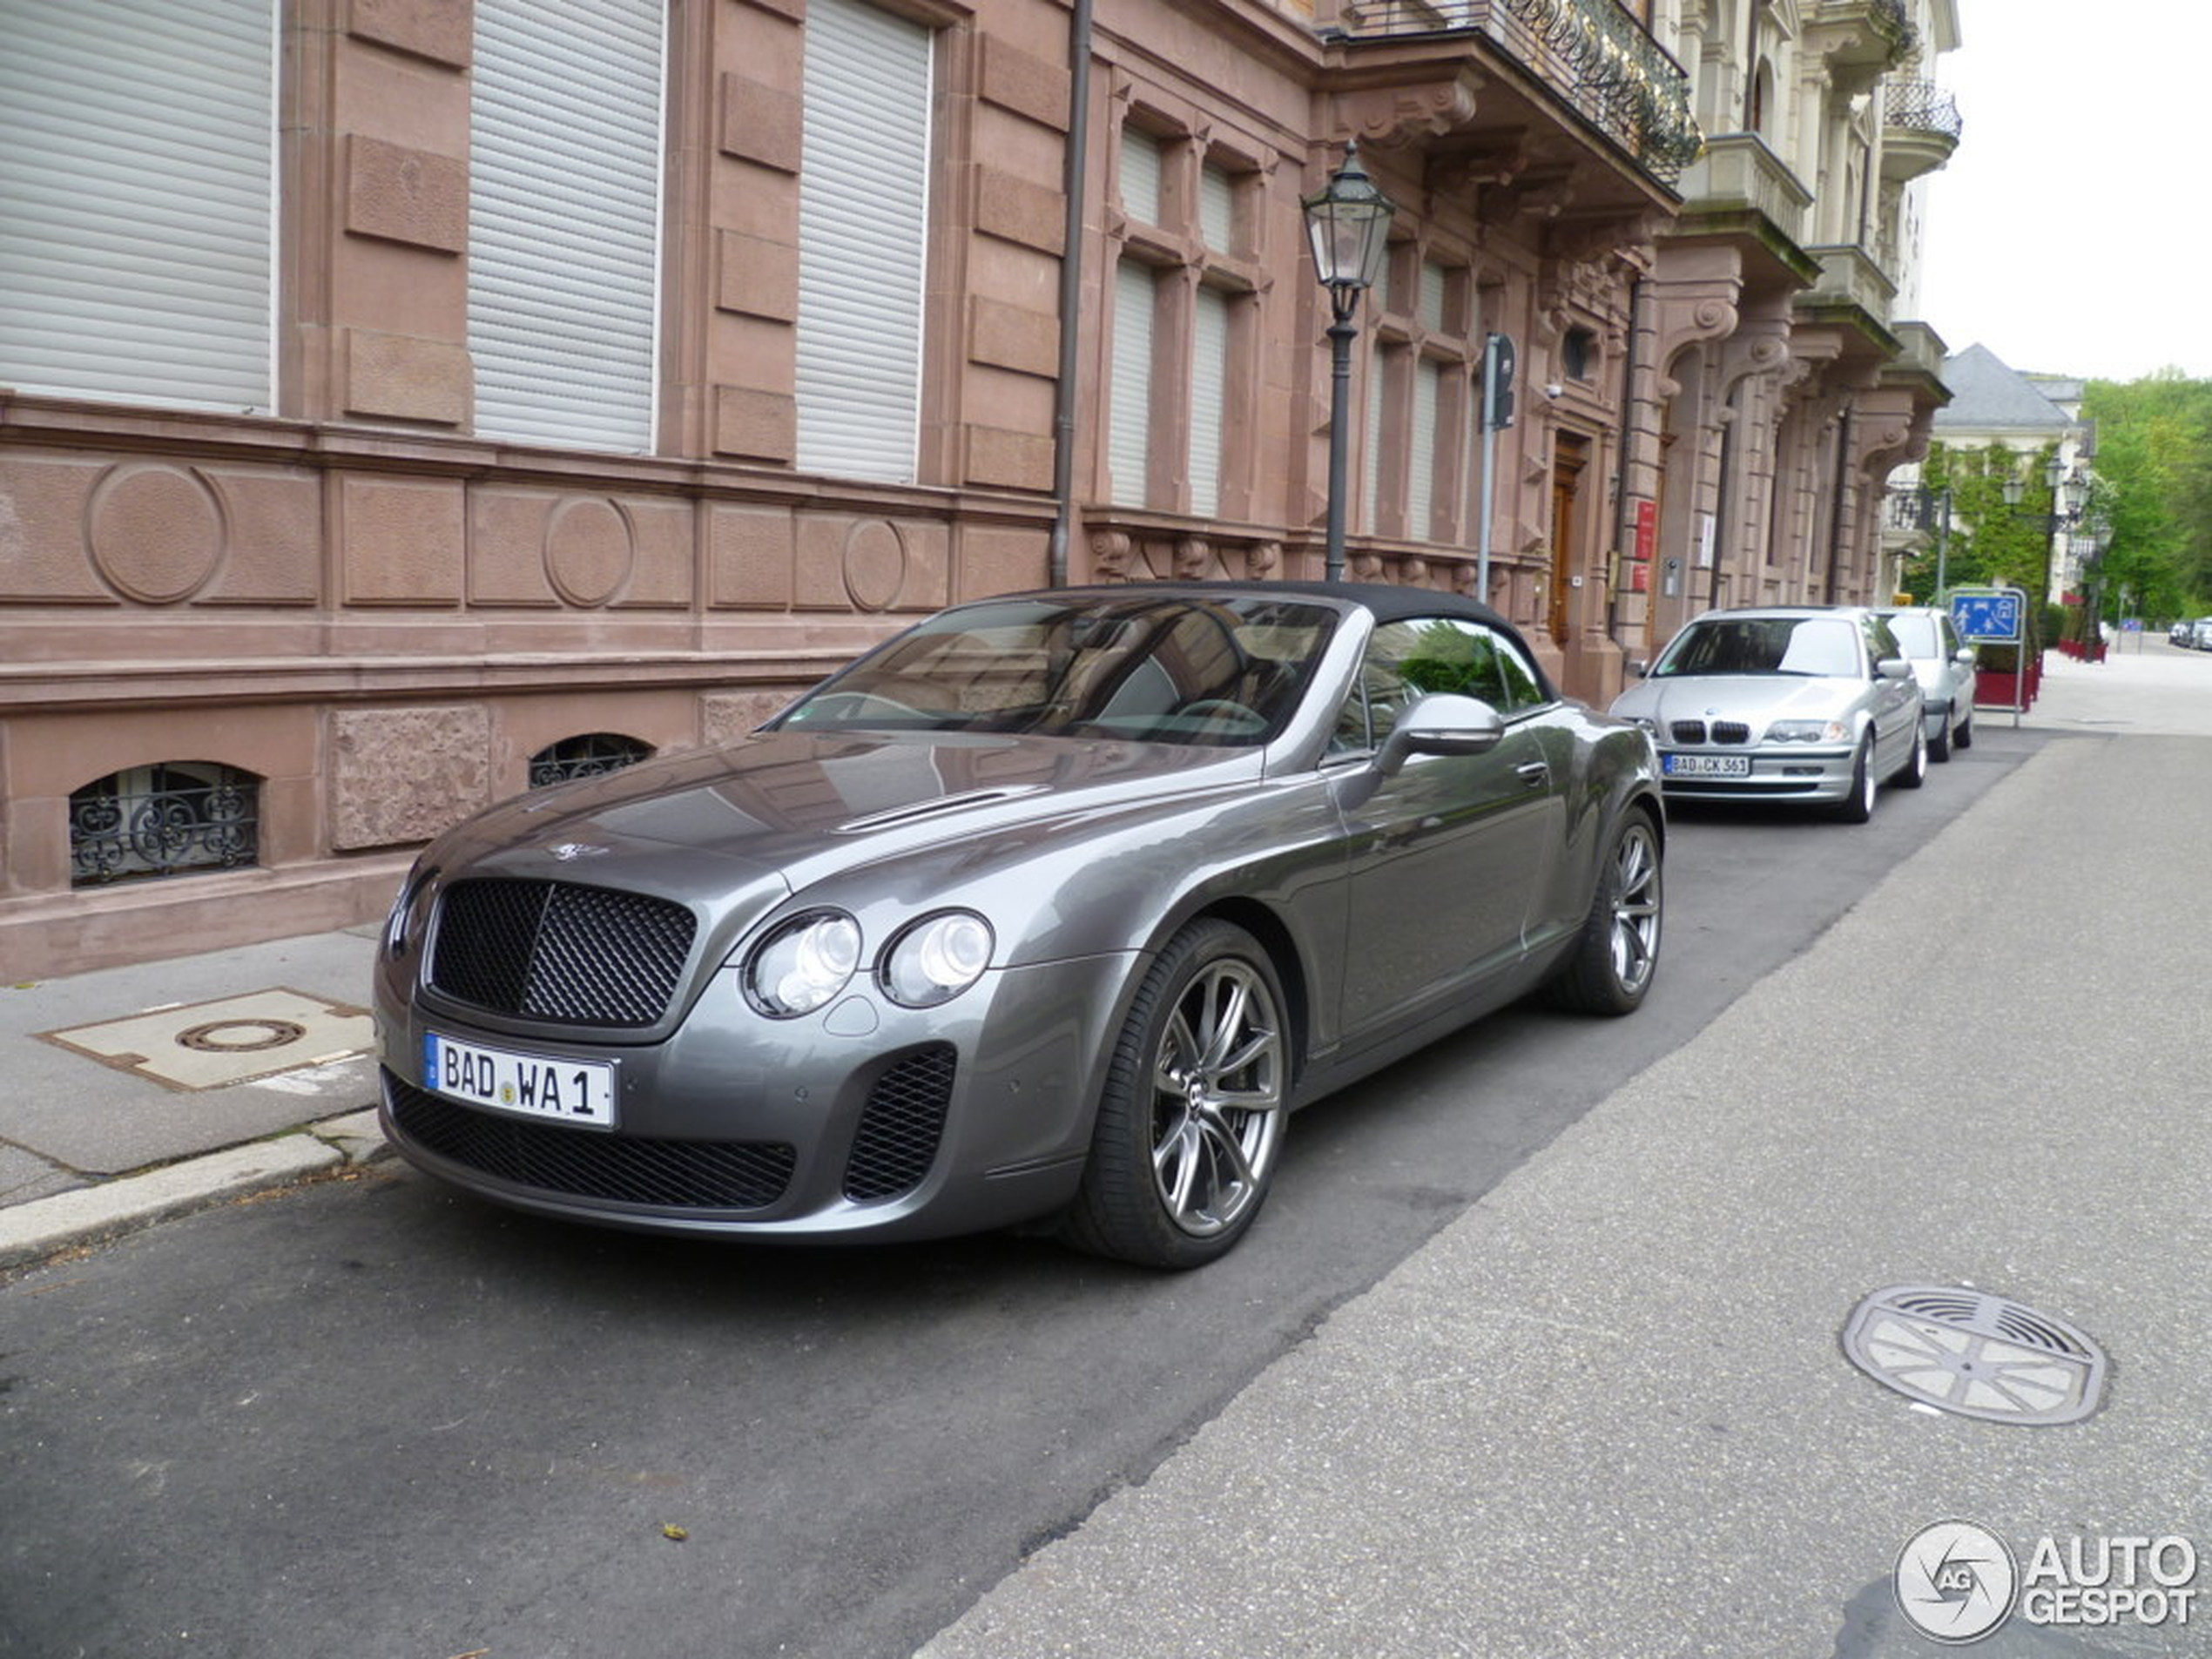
<box><xmin>0</xmin><ymin>0</ymin><xmax>1958</xmax><ymax>976</ymax></box>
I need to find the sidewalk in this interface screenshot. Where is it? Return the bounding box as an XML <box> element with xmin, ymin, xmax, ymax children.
<box><xmin>0</xmin><ymin>924</ymin><xmax>389</xmax><ymax>1265</ymax></box>
<box><xmin>2</xmin><ymin>640</ymin><xmax>2206</xmax><ymax>1273</ymax></box>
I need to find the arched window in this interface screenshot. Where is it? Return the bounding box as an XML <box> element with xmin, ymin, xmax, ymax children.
<box><xmin>528</xmin><ymin>733</ymin><xmax>653</xmax><ymax>788</ymax></box>
<box><xmin>71</xmin><ymin>762</ymin><xmax>260</xmax><ymax>887</ymax></box>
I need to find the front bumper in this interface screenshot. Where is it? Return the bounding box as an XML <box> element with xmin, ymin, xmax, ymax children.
<box><xmin>374</xmin><ymin>950</ymin><xmax>1136</xmax><ymax>1243</ymax></box>
<box><xmin>1656</xmin><ymin>745</ymin><xmax>1858</xmax><ymax>804</ymax></box>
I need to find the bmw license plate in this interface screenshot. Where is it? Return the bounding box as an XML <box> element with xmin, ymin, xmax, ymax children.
<box><xmin>422</xmin><ymin>1031</ymin><xmax>616</xmax><ymax>1127</ymax></box>
<box><xmin>1663</xmin><ymin>753</ymin><xmax>1752</xmax><ymax>779</ymax></box>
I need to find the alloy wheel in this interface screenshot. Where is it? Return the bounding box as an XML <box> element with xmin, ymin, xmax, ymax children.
<box><xmin>1148</xmin><ymin>957</ymin><xmax>1285</xmax><ymax>1238</ymax></box>
<box><xmin>1608</xmin><ymin>820</ymin><xmax>1662</xmax><ymax>997</ymax></box>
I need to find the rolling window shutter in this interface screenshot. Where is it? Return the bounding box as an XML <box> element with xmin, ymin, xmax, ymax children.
<box><xmin>1198</xmin><ymin>163</ymin><xmax>1235</xmax><ymax>255</ymax></box>
<box><xmin>1190</xmin><ymin>286</ymin><xmax>1229</xmax><ymax>517</ymax></box>
<box><xmin>1109</xmin><ymin>260</ymin><xmax>1155</xmax><ymax>508</ymax></box>
<box><xmin>1120</xmin><ymin>128</ymin><xmax>1163</xmax><ymax>225</ymax></box>
<box><xmin>0</xmin><ymin>0</ymin><xmax>274</xmax><ymax>411</ymax></box>
<box><xmin>796</xmin><ymin>0</ymin><xmax>933</xmax><ymax>483</ymax></box>
<box><xmin>1408</xmin><ymin>358</ymin><xmax>1440</xmax><ymax>539</ymax></box>
<box><xmin>1419</xmin><ymin>260</ymin><xmax>1447</xmax><ymax>332</ymax></box>
<box><xmin>470</xmin><ymin>0</ymin><xmax>664</xmax><ymax>451</ymax></box>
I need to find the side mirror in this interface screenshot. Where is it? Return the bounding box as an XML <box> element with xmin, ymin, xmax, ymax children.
<box><xmin>1953</xmin><ymin>647</ymin><xmax>1977</xmax><ymax>666</ymax></box>
<box><xmin>1627</xmin><ymin>658</ymin><xmax>1650</xmax><ymax>679</ymax></box>
<box><xmin>1876</xmin><ymin>658</ymin><xmax>1912</xmax><ymax>681</ymax></box>
<box><xmin>1374</xmin><ymin>692</ymin><xmax>1506</xmax><ymax>777</ymax></box>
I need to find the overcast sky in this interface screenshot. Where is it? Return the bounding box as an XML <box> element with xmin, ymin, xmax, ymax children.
<box><xmin>1916</xmin><ymin>0</ymin><xmax>2212</xmax><ymax>383</ymax></box>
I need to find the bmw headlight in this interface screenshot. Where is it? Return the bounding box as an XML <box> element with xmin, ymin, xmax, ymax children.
<box><xmin>1767</xmin><ymin>719</ymin><xmax>1849</xmax><ymax>744</ymax></box>
<box><xmin>880</xmin><ymin>911</ymin><xmax>995</xmax><ymax>1008</ymax></box>
<box><xmin>745</xmin><ymin>911</ymin><xmax>862</xmax><ymax>1016</ymax></box>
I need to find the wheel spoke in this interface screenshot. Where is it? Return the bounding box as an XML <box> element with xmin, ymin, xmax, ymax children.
<box><xmin>1191</xmin><ymin>1105</ymin><xmax>1258</xmax><ymax>1193</ymax></box>
<box><xmin>1152</xmin><ymin>1109</ymin><xmax>1202</xmax><ymax>1214</ymax></box>
<box><xmin>1196</xmin><ymin>974</ymin><xmax>1250</xmax><ymax>1070</ymax></box>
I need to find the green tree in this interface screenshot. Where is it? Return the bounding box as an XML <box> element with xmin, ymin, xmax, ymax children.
<box><xmin>2081</xmin><ymin>368</ymin><xmax>2212</xmax><ymax>616</ymax></box>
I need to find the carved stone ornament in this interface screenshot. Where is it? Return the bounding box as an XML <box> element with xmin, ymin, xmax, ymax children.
<box><xmin>1331</xmin><ymin>72</ymin><xmax>1483</xmax><ymax>149</ymax></box>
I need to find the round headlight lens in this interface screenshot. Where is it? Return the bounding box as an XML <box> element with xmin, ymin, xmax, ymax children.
<box><xmin>880</xmin><ymin>911</ymin><xmax>995</xmax><ymax>1008</ymax></box>
<box><xmin>745</xmin><ymin>911</ymin><xmax>862</xmax><ymax>1017</ymax></box>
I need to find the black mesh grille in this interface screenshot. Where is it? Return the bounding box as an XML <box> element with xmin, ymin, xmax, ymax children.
<box><xmin>843</xmin><ymin>1045</ymin><xmax>957</xmax><ymax>1203</ymax></box>
<box><xmin>387</xmin><ymin>1072</ymin><xmax>794</xmax><ymax>1211</ymax></box>
<box><xmin>1669</xmin><ymin>719</ymin><xmax>1707</xmax><ymax>745</ymax></box>
<box><xmin>429</xmin><ymin>879</ymin><xmax>696</xmax><ymax>1028</ymax></box>
<box><xmin>1711</xmin><ymin>721</ymin><xmax>1752</xmax><ymax>745</ymax></box>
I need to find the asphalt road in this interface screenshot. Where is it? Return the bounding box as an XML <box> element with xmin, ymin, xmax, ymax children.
<box><xmin>0</xmin><ymin>731</ymin><xmax>2044</xmax><ymax>1659</ymax></box>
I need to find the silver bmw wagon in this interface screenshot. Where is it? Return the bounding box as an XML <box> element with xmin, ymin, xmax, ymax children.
<box><xmin>374</xmin><ymin>582</ymin><xmax>1664</xmax><ymax>1267</ymax></box>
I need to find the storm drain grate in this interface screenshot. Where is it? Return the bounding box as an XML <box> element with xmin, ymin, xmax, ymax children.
<box><xmin>1843</xmin><ymin>1285</ymin><xmax>2107</xmax><ymax>1426</ymax></box>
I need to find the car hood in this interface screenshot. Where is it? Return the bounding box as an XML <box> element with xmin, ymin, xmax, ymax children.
<box><xmin>1610</xmin><ymin>674</ymin><xmax>1871</xmax><ymax>730</ymax></box>
<box><xmin>428</xmin><ymin>729</ymin><xmax>1264</xmax><ymax>893</ymax></box>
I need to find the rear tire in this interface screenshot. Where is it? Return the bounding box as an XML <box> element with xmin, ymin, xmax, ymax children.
<box><xmin>1892</xmin><ymin>720</ymin><xmax>1927</xmax><ymax>789</ymax></box>
<box><xmin>1061</xmin><ymin>920</ymin><xmax>1289</xmax><ymax>1270</ymax></box>
<box><xmin>1546</xmin><ymin>810</ymin><xmax>1662</xmax><ymax>1016</ymax></box>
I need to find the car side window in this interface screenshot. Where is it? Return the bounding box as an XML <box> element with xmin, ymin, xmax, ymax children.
<box><xmin>1868</xmin><ymin>616</ymin><xmax>1904</xmax><ymax>670</ymax></box>
<box><xmin>1332</xmin><ymin>617</ymin><xmax>1542</xmax><ymax>755</ymax></box>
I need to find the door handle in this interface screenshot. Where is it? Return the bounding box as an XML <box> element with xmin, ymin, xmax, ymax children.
<box><xmin>1515</xmin><ymin>760</ymin><xmax>1550</xmax><ymax>790</ymax></box>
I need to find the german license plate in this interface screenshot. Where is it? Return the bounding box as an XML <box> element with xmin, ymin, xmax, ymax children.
<box><xmin>422</xmin><ymin>1031</ymin><xmax>616</xmax><ymax>1127</ymax></box>
<box><xmin>1664</xmin><ymin>752</ymin><xmax>1752</xmax><ymax>779</ymax></box>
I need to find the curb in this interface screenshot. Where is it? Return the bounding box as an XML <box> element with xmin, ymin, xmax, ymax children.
<box><xmin>0</xmin><ymin>1109</ymin><xmax>390</xmax><ymax>1270</ymax></box>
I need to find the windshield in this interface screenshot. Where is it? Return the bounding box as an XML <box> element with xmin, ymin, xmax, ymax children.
<box><xmin>1653</xmin><ymin>616</ymin><xmax>1862</xmax><ymax>678</ymax></box>
<box><xmin>1881</xmin><ymin>611</ymin><xmax>1940</xmax><ymax>657</ymax></box>
<box><xmin>775</xmin><ymin>596</ymin><xmax>1339</xmax><ymax>746</ymax></box>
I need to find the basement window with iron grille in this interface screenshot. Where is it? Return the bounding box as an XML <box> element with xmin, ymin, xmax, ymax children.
<box><xmin>529</xmin><ymin>733</ymin><xmax>652</xmax><ymax>788</ymax></box>
<box><xmin>70</xmin><ymin>762</ymin><xmax>260</xmax><ymax>887</ymax></box>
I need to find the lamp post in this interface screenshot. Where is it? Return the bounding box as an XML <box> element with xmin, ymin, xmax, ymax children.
<box><xmin>1888</xmin><ymin>482</ymin><xmax>1952</xmax><ymax>599</ymax></box>
<box><xmin>1302</xmin><ymin>143</ymin><xmax>1395</xmax><ymax>583</ymax></box>
<box><xmin>2000</xmin><ymin>454</ymin><xmax>2080</xmax><ymax>614</ymax></box>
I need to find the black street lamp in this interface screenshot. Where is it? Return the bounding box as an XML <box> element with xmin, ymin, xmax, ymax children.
<box><xmin>1302</xmin><ymin>143</ymin><xmax>1395</xmax><ymax>583</ymax></box>
<box><xmin>2000</xmin><ymin>454</ymin><xmax>2081</xmax><ymax>615</ymax></box>
<box><xmin>1888</xmin><ymin>482</ymin><xmax>1953</xmax><ymax>598</ymax></box>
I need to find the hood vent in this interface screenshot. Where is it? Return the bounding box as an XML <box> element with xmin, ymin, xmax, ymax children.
<box><xmin>836</xmin><ymin>787</ymin><xmax>1038</xmax><ymax>834</ymax></box>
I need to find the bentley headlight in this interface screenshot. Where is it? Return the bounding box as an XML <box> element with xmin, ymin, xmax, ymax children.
<box><xmin>383</xmin><ymin>862</ymin><xmax>437</xmax><ymax>959</ymax></box>
<box><xmin>880</xmin><ymin>911</ymin><xmax>994</xmax><ymax>1008</ymax></box>
<box><xmin>1767</xmin><ymin>719</ymin><xmax>1849</xmax><ymax>744</ymax></box>
<box><xmin>745</xmin><ymin>911</ymin><xmax>862</xmax><ymax>1016</ymax></box>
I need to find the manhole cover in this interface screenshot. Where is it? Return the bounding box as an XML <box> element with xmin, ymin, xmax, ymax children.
<box><xmin>1843</xmin><ymin>1285</ymin><xmax>2107</xmax><ymax>1425</ymax></box>
<box><xmin>176</xmin><ymin>1017</ymin><xmax>309</xmax><ymax>1054</ymax></box>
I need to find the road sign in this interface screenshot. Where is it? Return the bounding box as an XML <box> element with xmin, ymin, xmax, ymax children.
<box><xmin>1951</xmin><ymin>589</ymin><xmax>2023</xmax><ymax>643</ymax></box>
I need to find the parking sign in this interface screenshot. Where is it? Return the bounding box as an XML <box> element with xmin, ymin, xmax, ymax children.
<box><xmin>1951</xmin><ymin>589</ymin><xmax>2023</xmax><ymax>644</ymax></box>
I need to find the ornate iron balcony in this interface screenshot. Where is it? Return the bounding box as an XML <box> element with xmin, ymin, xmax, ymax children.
<box><xmin>1339</xmin><ymin>0</ymin><xmax>1703</xmax><ymax>185</ymax></box>
<box><xmin>1884</xmin><ymin>78</ymin><xmax>1962</xmax><ymax>141</ymax></box>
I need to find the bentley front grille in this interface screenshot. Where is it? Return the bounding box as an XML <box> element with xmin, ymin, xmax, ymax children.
<box><xmin>429</xmin><ymin>878</ymin><xmax>696</xmax><ymax>1028</ymax></box>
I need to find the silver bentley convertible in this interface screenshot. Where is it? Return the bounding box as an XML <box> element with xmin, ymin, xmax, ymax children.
<box><xmin>374</xmin><ymin>582</ymin><xmax>1664</xmax><ymax>1268</ymax></box>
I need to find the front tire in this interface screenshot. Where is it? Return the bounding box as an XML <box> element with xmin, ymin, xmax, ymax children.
<box><xmin>1062</xmin><ymin>920</ymin><xmax>1289</xmax><ymax>1269</ymax></box>
<box><xmin>1546</xmin><ymin>809</ymin><xmax>1662</xmax><ymax>1015</ymax></box>
<box><xmin>1929</xmin><ymin>705</ymin><xmax>1953</xmax><ymax>762</ymax></box>
<box><xmin>1833</xmin><ymin>733</ymin><xmax>1878</xmax><ymax>824</ymax></box>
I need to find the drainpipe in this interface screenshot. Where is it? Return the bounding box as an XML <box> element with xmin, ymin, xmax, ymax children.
<box><xmin>1823</xmin><ymin>399</ymin><xmax>1855</xmax><ymax>604</ymax></box>
<box><xmin>1707</xmin><ymin>393</ymin><xmax>1737</xmax><ymax>610</ymax></box>
<box><xmin>1047</xmin><ymin>0</ymin><xmax>1096</xmax><ymax>589</ymax></box>
<box><xmin>1607</xmin><ymin>274</ymin><xmax>1647</xmax><ymax>644</ymax></box>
